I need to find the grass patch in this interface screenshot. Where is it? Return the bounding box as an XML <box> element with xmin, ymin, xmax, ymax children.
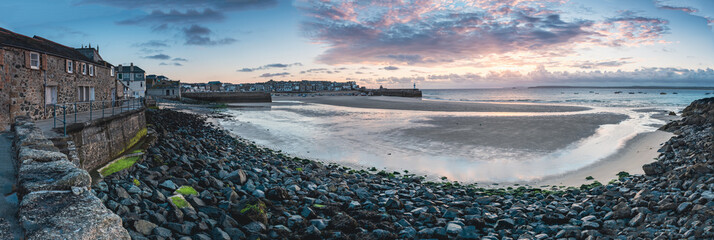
<box><xmin>585</xmin><ymin>176</ymin><xmax>594</xmax><ymax>180</ymax></box>
<box><xmin>209</xmin><ymin>103</ymin><xmax>228</xmax><ymax>109</ymax></box>
<box><xmin>114</xmin><ymin>127</ymin><xmax>147</xmax><ymax>158</ymax></box>
<box><xmin>617</xmin><ymin>171</ymin><xmax>630</xmax><ymax>180</ymax></box>
<box><xmin>100</xmin><ymin>156</ymin><xmax>140</xmax><ymax>177</ymax></box>
<box><xmin>175</xmin><ymin>186</ymin><xmax>198</xmax><ymax>195</ymax></box>
<box><xmin>170</xmin><ymin>196</ymin><xmax>189</xmax><ymax>208</ymax></box>
<box><xmin>240</xmin><ymin>202</ymin><xmax>266</xmax><ymax>214</ymax></box>
<box><xmin>296</xmin><ymin>167</ymin><xmax>303</xmax><ymax>172</ymax></box>
<box><xmin>132</xmin><ymin>178</ymin><xmax>141</xmax><ymax>186</ymax></box>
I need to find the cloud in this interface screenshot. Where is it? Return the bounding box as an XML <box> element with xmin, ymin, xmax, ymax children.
<box><xmin>174</xmin><ymin>62</ymin><xmax>183</xmax><ymax>66</ymax></box>
<box><xmin>144</xmin><ymin>54</ymin><xmax>171</xmax><ymax>60</ymax></box>
<box><xmin>590</xmin><ymin>12</ymin><xmax>670</xmax><ymax>47</ymax></box>
<box><xmin>298</xmin><ymin>0</ymin><xmax>674</xmax><ymax>66</ymax></box>
<box><xmin>78</xmin><ymin>0</ymin><xmax>278</xmax><ymax>11</ymax></box>
<box><xmin>159</xmin><ymin>62</ymin><xmax>168</xmax><ymax>66</ymax></box>
<box><xmin>658</xmin><ymin>5</ymin><xmax>697</xmax><ymax>13</ymax></box>
<box><xmin>382</xmin><ymin>66</ymin><xmax>399</xmax><ymax>71</ymax></box>
<box><xmin>183</xmin><ymin>25</ymin><xmax>236</xmax><ymax>46</ymax></box>
<box><xmin>655</xmin><ymin>1</ymin><xmax>713</xmax><ymax>30</ymax></box>
<box><xmin>299</xmin><ymin>0</ymin><xmax>596</xmax><ymax>65</ymax></box>
<box><xmin>572</xmin><ymin>59</ymin><xmax>632</xmax><ymax>69</ymax></box>
<box><xmin>172</xmin><ymin>57</ymin><xmax>188</xmax><ymax>62</ymax></box>
<box><xmin>238</xmin><ymin>62</ymin><xmax>303</xmax><ymax>72</ymax></box>
<box><xmin>118</xmin><ymin>9</ymin><xmax>224</xmax><ymax>25</ymax></box>
<box><xmin>134</xmin><ymin>40</ymin><xmax>169</xmax><ymax>48</ymax></box>
<box><xmin>358</xmin><ymin>67</ymin><xmax>714</xmax><ymax>88</ymax></box>
<box><xmin>259</xmin><ymin>72</ymin><xmax>290</xmax><ymax>78</ymax></box>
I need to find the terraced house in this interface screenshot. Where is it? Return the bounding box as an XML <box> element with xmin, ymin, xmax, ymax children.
<box><xmin>0</xmin><ymin>27</ymin><xmax>124</xmax><ymax>131</ymax></box>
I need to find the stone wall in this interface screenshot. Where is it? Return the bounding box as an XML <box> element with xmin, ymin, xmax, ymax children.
<box><xmin>63</xmin><ymin>109</ymin><xmax>146</xmax><ymax>172</ymax></box>
<box><xmin>368</xmin><ymin>88</ymin><xmax>423</xmax><ymax>97</ymax></box>
<box><xmin>12</xmin><ymin>117</ymin><xmax>129</xmax><ymax>239</ymax></box>
<box><xmin>0</xmin><ymin>45</ymin><xmax>123</xmax><ymax>130</ymax></box>
<box><xmin>183</xmin><ymin>91</ymin><xmax>272</xmax><ymax>103</ymax></box>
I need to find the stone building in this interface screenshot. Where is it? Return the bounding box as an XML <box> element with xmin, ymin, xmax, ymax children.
<box><xmin>0</xmin><ymin>27</ymin><xmax>124</xmax><ymax>130</ymax></box>
<box><xmin>147</xmin><ymin>80</ymin><xmax>181</xmax><ymax>100</ymax></box>
<box><xmin>117</xmin><ymin>63</ymin><xmax>145</xmax><ymax>98</ymax></box>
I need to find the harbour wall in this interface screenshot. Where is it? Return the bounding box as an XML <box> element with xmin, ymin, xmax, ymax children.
<box><xmin>182</xmin><ymin>92</ymin><xmax>272</xmax><ymax>103</ymax></box>
<box><xmin>58</xmin><ymin>108</ymin><xmax>147</xmax><ymax>172</ymax></box>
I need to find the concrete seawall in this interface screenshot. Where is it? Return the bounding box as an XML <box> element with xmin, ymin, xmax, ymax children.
<box><xmin>12</xmin><ymin>117</ymin><xmax>129</xmax><ymax>239</ymax></box>
<box><xmin>183</xmin><ymin>92</ymin><xmax>272</xmax><ymax>103</ymax></box>
<box><xmin>58</xmin><ymin>109</ymin><xmax>147</xmax><ymax>172</ymax></box>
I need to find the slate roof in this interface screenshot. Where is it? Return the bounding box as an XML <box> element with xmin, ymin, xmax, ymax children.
<box><xmin>0</xmin><ymin>27</ymin><xmax>104</xmax><ymax>65</ymax></box>
<box><xmin>116</xmin><ymin>65</ymin><xmax>146</xmax><ymax>74</ymax></box>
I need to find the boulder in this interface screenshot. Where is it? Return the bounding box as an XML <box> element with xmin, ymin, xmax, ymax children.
<box><xmin>19</xmin><ymin>190</ymin><xmax>129</xmax><ymax>240</ymax></box>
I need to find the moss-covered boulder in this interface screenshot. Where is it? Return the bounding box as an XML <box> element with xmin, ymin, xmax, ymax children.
<box><xmin>230</xmin><ymin>198</ymin><xmax>268</xmax><ymax>224</ymax></box>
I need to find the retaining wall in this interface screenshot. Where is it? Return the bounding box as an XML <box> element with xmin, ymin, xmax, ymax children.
<box><xmin>182</xmin><ymin>91</ymin><xmax>272</xmax><ymax>103</ymax></box>
<box><xmin>12</xmin><ymin>117</ymin><xmax>129</xmax><ymax>239</ymax></box>
<box><xmin>60</xmin><ymin>108</ymin><xmax>146</xmax><ymax>172</ymax></box>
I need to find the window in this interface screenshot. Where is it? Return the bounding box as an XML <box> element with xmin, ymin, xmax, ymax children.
<box><xmin>45</xmin><ymin>86</ymin><xmax>57</xmax><ymax>104</ymax></box>
<box><xmin>89</xmin><ymin>65</ymin><xmax>94</xmax><ymax>76</ymax></box>
<box><xmin>81</xmin><ymin>63</ymin><xmax>87</xmax><ymax>75</ymax></box>
<box><xmin>140</xmin><ymin>82</ymin><xmax>143</xmax><ymax>87</ymax></box>
<box><xmin>66</xmin><ymin>60</ymin><xmax>73</xmax><ymax>73</ymax></box>
<box><xmin>78</xmin><ymin>86</ymin><xmax>94</xmax><ymax>102</ymax></box>
<box><xmin>30</xmin><ymin>52</ymin><xmax>40</xmax><ymax>69</ymax></box>
<box><xmin>110</xmin><ymin>67</ymin><xmax>115</xmax><ymax>77</ymax></box>
<box><xmin>136</xmin><ymin>73</ymin><xmax>142</xmax><ymax>79</ymax></box>
<box><xmin>118</xmin><ymin>73</ymin><xmax>123</xmax><ymax>79</ymax></box>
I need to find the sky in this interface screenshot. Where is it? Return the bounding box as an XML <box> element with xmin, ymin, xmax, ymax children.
<box><xmin>1</xmin><ymin>0</ymin><xmax>713</xmax><ymax>88</ymax></box>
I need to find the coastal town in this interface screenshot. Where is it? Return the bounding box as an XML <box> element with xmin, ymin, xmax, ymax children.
<box><xmin>2</xmin><ymin>0</ymin><xmax>714</xmax><ymax>239</ymax></box>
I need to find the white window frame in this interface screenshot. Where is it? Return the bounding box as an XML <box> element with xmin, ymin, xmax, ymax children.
<box><xmin>89</xmin><ymin>65</ymin><xmax>94</xmax><ymax>76</ymax></box>
<box><xmin>30</xmin><ymin>52</ymin><xmax>40</xmax><ymax>70</ymax></box>
<box><xmin>66</xmin><ymin>60</ymin><xmax>73</xmax><ymax>73</ymax></box>
<box><xmin>110</xmin><ymin>66</ymin><xmax>115</xmax><ymax>77</ymax></box>
<box><xmin>78</xmin><ymin>86</ymin><xmax>94</xmax><ymax>102</ymax></box>
<box><xmin>81</xmin><ymin>63</ymin><xmax>87</xmax><ymax>75</ymax></box>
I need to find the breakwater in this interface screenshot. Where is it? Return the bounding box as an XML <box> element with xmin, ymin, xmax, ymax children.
<box><xmin>183</xmin><ymin>92</ymin><xmax>272</xmax><ymax>103</ymax></box>
<box><xmin>12</xmin><ymin>117</ymin><xmax>129</xmax><ymax>239</ymax></box>
<box><xmin>97</xmin><ymin>98</ymin><xmax>713</xmax><ymax>239</ymax></box>
<box><xmin>367</xmin><ymin>88</ymin><xmax>422</xmax><ymax>97</ymax></box>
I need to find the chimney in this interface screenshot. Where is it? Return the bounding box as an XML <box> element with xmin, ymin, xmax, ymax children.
<box><xmin>130</xmin><ymin>62</ymin><xmax>134</xmax><ymax>72</ymax></box>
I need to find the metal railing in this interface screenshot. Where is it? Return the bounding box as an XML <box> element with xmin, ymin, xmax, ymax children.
<box><xmin>52</xmin><ymin>98</ymin><xmax>144</xmax><ymax>136</ymax></box>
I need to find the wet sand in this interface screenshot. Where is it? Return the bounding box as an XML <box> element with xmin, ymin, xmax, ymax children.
<box><xmin>399</xmin><ymin>114</ymin><xmax>628</xmax><ymax>152</ymax></box>
<box><xmin>531</xmin><ymin>130</ymin><xmax>673</xmax><ymax>187</ymax></box>
<box><xmin>274</xmin><ymin>96</ymin><xmax>591</xmax><ymax>112</ymax></box>
<box><xmin>180</xmin><ymin>95</ymin><xmax>673</xmax><ymax>185</ymax></box>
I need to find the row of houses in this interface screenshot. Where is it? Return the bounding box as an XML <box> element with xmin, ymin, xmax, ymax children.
<box><xmin>0</xmin><ymin>27</ymin><xmax>126</xmax><ymax>130</ymax></box>
<box><xmin>0</xmin><ymin>27</ymin><xmax>181</xmax><ymax>130</ymax></box>
<box><xmin>182</xmin><ymin>80</ymin><xmax>361</xmax><ymax>93</ymax></box>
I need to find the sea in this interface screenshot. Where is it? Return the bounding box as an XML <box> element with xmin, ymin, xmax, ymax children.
<box><xmin>217</xmin><ymin>87</ymin><xmax>713</xmax><ymax>183</ymax></box>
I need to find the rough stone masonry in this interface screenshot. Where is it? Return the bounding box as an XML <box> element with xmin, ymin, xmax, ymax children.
<box><xmin>12</xmin><ymin>116</ymin><xmax>129</xmax><ymax>240</ymax></box>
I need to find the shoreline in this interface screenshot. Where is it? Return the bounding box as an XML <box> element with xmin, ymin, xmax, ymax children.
<box><xmin>96</xmin><ymin>97</ymin><xmax>714</xmax><ymax>239</ymax></box>
<box><xmin>526</xmin><ymin>130</ymin><xmax>673</xmax><ymax>187</ymax></box>
<box><xmin>174</xmin><ymin>99</ymin><xmax>670</xmax><ymax>187</ymax></box>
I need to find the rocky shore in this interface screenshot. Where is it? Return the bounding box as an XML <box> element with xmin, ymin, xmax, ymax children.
<box><xmin>96</xmin><ymin>98</ymin><xmax>714</xmax><ymax>240</ymax></box>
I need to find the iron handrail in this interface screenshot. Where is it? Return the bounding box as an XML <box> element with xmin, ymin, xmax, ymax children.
<box><xmin>52</xmin><ymin>98</ymin><xmax>144</xmax><ymax>136</ymax></box>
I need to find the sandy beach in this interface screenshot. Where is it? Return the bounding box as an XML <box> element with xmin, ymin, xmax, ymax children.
<box><xmin>203</xmin><ymin>95</ymin><xmax>676</xmax><ymax>185</ymax></box>
<box><xmin>274</xmin><ymin>95</ymin><xmax>591</xmax><ymax>112</ymax></box>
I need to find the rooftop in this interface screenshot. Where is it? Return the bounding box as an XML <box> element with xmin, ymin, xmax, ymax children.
<box><xmin>0</xmin><ymin>27</ymin><xmax>106</xmax><ymax>65</ymax></box>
